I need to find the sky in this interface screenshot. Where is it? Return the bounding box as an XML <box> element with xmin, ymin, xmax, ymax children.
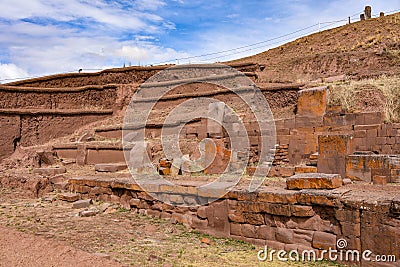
<box><xmin>0</xmin><ymin>0</ymin><xmax>399</xmax><ymax>83</ymax></box>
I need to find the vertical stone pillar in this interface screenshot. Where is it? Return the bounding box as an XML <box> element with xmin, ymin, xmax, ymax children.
<box><xmin>289</xmin><ymin>86</ymin><xmax>328</xmax><ymax>164</ymax></box>
<box><xmin>318</xmin><ymin>135</ymin><xmax>353</xmax><ymax>178</ymax></box>
<box><xmin>364</xmin><ymin>6</ymin><xmax>372</xmax><ymax>19</ymax></box>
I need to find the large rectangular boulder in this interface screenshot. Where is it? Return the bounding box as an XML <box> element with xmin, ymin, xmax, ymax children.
<box><xmin>286</xmin><ymin>173</ymin><xmax>343</xmax><ymax>190</ymax></box>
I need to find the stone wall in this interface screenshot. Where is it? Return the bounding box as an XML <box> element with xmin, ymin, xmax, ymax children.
<box><xmin>0</xmin><ymin>85</ymin><xmax>117</xmax><ymax>110</ymax></box>
<box><xmin>69</xmin><ymin>177</ymin><xmax>400</xmax><ymax>267</ymax></box>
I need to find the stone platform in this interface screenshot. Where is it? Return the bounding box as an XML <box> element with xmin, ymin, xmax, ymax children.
<box><xmin>68</xmin><ymin>176</ymin><xmax>400</xmax><ymax>266</ymax></box>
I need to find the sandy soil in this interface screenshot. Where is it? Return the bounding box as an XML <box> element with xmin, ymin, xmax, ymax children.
<box><xmin>0</xmin><ymin>188</ymin><xmax>342</xmax><ymax>267</ymax></box>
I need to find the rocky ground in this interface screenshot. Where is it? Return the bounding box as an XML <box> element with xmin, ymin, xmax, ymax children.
<box><xmin>0</xmin><ymin>187</ymin><xmax>343</xmax><ymax>267</ymax></box>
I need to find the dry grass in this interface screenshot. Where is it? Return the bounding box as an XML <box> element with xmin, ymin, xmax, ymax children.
<box><xmin>328</xmin><ymin>76</ymin><xmax>400</xmax><ymax>122</ymax></box>
<box><xmin>0</xmin><ymin>190</ymin><xmax>343</xmax><ymax>267</ymax></box>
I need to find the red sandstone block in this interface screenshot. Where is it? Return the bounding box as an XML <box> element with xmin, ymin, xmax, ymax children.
<box><xmin>58</xmin><ymin>192</ymin><xmax>80</xmax><ymax>202</ymax></box>
<box><xmin>297</xmin><ymin>86</ymin><xmax>328</xmax><ymax>117</ymax></box>
<box><xmin>277</xmin><ymin>128</ymin><xmax>290</xmax><ymax>135</ymax></box>
<box><xmin>354</xmin><ymin>124</ymin><xmax>380</xmax><ymax>131</ymax></box>
<box><xmin>275</xmin><ymin>228</ymin><xmax>294</xmax><ymax>244</ymax></box>
<box><xmin>364</xmin><ymin>112</ymin><xmax>384</xmax><ymax>124</ymax></box>
<box><xmin>295</xmin><ymin>115</ymin><xmax>323</xmax><ymax>128</ymax></box>
<box><xmin>284</xmin><ymin>118</ymin><xmax>295</xmax><ymax>129</ymax></box>
<box><xmin>277</xmin><ymin>135</ymin><xmax>290</xmax><ymax>144</ymax></box>
<box><xmin>256</xmin><ymin>225</ymin><xmax>276</xmax><ymax>240</ymax></box>
<box><xmin>274</xmin><ymin>119</ymin><xmax>284</xmax><ymax>129</ymax></box>
<box><xmin>95</xmin><ymin>163</ymin><xmax>127</xmax><ymax>173</ymax></box>
<box><xmin>242</xmin><ymin>224</ymin><xmax>257</xmax><ymax>239</ymax></box>
<box><xmin>354</xmin><ymin>130</ymin><xmax>366</xmax><ymax>138</ymax></box>
<box><xmin>387</xmin><ymin>137</ymin><xmax>396</xmax><ymax>145</ymax></box>
<box><xmin>291</xmin><ymin>205</ymin><xmax>316</xmax><ymax>217</ymax></box>
<box><xmin>230</xmin><ymin>223</ymin><xmax>242</xmax><ymax>236</ymax></box>
<box><xmin>295</xmin><ymin>166</ymin><xmax>318</xmax><ymax>174</ymax></box>
<box><xmin>353</xmin><ymin>137</ymin><xmax>367</xmax><ymax>151</ymax></box>
<box><xmin>287</xmin><ymin>173</ymin><xmax>342</xmax><ymax>190</ymax></box>
<box><xmin>33</xmin><ymin>167</ymin><xmax>67</xmax><ymax>176</ymax></box>
<box><xmin>366</xmin><ymin>129</ymin><xmax>378</xmax><ymax>138</ymax></box>
<box><xmin>243</xmin><ymin>212</ymin><xmax>265</xmax><ymax>225</ymax></box>
<box><xmin>372</xmin><ymin>175</ymin><xmax>387</xmax><ymax>185</ymax></box>
<box><xmin>312</xmin><ymin>231</ymin><xmax>337</xmax><ymax>250</ymax></box>
<box><xmin>376</xmin><ymin>136</ymin><xmax>387</xmax><ymax>145</ymax></box>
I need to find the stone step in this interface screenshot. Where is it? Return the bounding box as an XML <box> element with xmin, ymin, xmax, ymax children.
<box><xmin>286</xmin><ymin>173</ymin><xmax>343</xmax><ymax>190</ymax></box>
<box><xmin>33</xmin><ymin>167</ymin><xmax>67</xmax><ymax>176</ymax></box>
<box><xmin>295</xmin><ymin>166</ymin><xmax>318</xmax><ymax>174</ymax></box>
<box><xmin>95</xmin><ymin>163</ymin><xmax>127</xmax><ymax>173</ymax></box>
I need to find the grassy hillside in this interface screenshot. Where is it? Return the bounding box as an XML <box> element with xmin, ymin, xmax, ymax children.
<box><xmin>229</xmin><ymin>12</ymin><xmax>400</xmax><ymax>83</ymax></box>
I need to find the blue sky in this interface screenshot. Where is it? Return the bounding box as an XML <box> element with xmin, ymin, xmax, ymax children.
<box><xmin>0</xmin><ymin>0</ymin><xmax>399</xmax><ymax>82</ymax></box>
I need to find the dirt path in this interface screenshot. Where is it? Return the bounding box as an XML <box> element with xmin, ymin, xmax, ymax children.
<box><xmin>0</xmin><ymin>225</ymin><xmax>121</xmax><ymax>267</ymax></box>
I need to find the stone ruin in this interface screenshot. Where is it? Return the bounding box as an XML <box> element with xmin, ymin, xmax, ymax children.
<box><xmin>0</xmin><ymin>63</ymin><xmax>399</xmax><ymax>266</ymax></box>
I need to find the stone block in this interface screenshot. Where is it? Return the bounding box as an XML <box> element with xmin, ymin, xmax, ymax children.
<box><xmin>286</xmin><ymin>173</ymin><xmax>343</xmax><ymax>190</ymax></box>
<box><xmin>317</xmin><ymin>135</ymin><xmax>353</xmax><ymax>178</ymax></box>
<box><xmin>256</xmin><ymin>225</ymin><xmax>276</xmax><ymax>240</ymax></box>
<box><xmin>58</xmin><ymin>192</ymin><xmax>80</xmax><ymax>202</ymax></box>
<box><xmin>207</xmin><ymin>102</ymin><xmax>225</xmax><ymax>138</ymax></box>
<box><xmin>291</xmin><ymin>205</ymin><xmax>316</xmax><ymax>217</ymax></box>
<box><xmin>230</xmin><ymin>223</ymin><xmax>242</xmax><ymax>236</ymax></box>
<box><xmin>242</xmin><ymin>224</ymin><xmax>257</xmax><ymax>238</ymax></box>
<box><xmin>204</xmin><ymin>139</ymin><xmax>231</xmax><ymax>175</ymax></box>
<box><xmin>243</xmin><ymin>213</ymin><xmax>264</xmax><ymax>225</ymax></box>
<box><xmin>275</xmin><ymin>228</ymin><xmax>294</xmax><ymax>244</ymax></box>
<box><xmin>372</xmin><ymin>175</ymin><xmax>387</xmax><ymax>185</ymax></box>
<box><xmin>73</xmin><ymin>199</ymin><xmax>92</xmax><ymax>209</ymax></box>
<box><xmin>295</xmin><ymin>166</ymin><xmax>317</xmax><ymax>173</ymax></box>
<box><xmin>33</xmin><ymin>167</ymin><xmax>67</xmax><ymax>177</ymax></box>
<box><xmin>297</xmin><ymin>86</ymin><xmax>328</xmax><ymax>117</ymax></box>
<box><xmin>95</xmin><ymin>163</ymin><xmax>127</xmax><ymax>172</ymax></box>
<box><xmin>312</xmin><ymin>231</ymin><xmax>337</xmax><ymax>250</ymax></box>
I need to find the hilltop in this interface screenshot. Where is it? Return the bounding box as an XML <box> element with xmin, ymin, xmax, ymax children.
<box><xmin>229</xmin><ymin>12</ymin><xmax>400</xmax><ymax>83</ymax></box>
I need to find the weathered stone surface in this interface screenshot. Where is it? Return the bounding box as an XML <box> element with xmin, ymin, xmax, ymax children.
<box><xmin>372</xmin><ymin>175</ymin><xmax>387</xmax><ymax>185</ymax></box>
<box><xmin>230</xmin><ymin>223</ymin><xmax>242</xmax><ymax>236</ymax></box>
<box><xmin>291</xmin><ymin>205</ymin><xmax>315</xmax><ymax>217</ymax></box>
<box><xmin>318</xmin><ymin>135</ymin><xmax>353</xmax><ymax>178</ymax></box>
<box><xmin>257</xmin><ymin>225</ymin><xmax>275</xmax><ymax>240</ymax></box>
<box><xmin>79</xmin><ymin>208</ymin><xmax>99</xmax><ymax>217</ymax></box>
<box><xmin>242</xmin><ymin>224</ymin><xmax>257</xmax><ymax>238</ymax></box>
<box><xmin>286</xmin><ymin>173</ymin><xmax>342</xmax><ymax>190</ymax></box>
<box><xmin>297</xmin><ymin>86</ymin><xmax>328</xmax><ymax>117</ymax></box>
<box><xmin>275</xmin><ymin>228</ymin><xmax>294</xmax><ymax>244</ymax></box>
<box><xmin>33</xmin><ymin>167</ymin><xmax>67</xmax><ymax>176</ymax></box>
<box><xmin>295</xmin><ymin>166</ymin><xmax>318</xmax><ymax>173</ymax></box>
<box><xmin>73</xmin><ymin>199</ymin><xmax>92</xmax><ymax>209</ymax></box>
<box><xmin>58</xmin><ymin>192</ymin><xmax>79</xmax><ymax>202</ymax></box>
<box><xmin>95</xmin><ymin>163</ymin><xmax>127</xmax><ymax>173</ymax></box>
<box><xmin>312</xmin><ymin>231</ymin><xmax>336</xmax><ymax>250</ymax></box>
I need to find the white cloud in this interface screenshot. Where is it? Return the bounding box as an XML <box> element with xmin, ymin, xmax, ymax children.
<box><xmin>0</xmin><ymin>63</ymin><xmax>29</xmax><ymax>83</ymax></box>
<box><xmin>1</xmin><ymin>0</ymin><xmax>400</xmax><ymax>79</ymax></box>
